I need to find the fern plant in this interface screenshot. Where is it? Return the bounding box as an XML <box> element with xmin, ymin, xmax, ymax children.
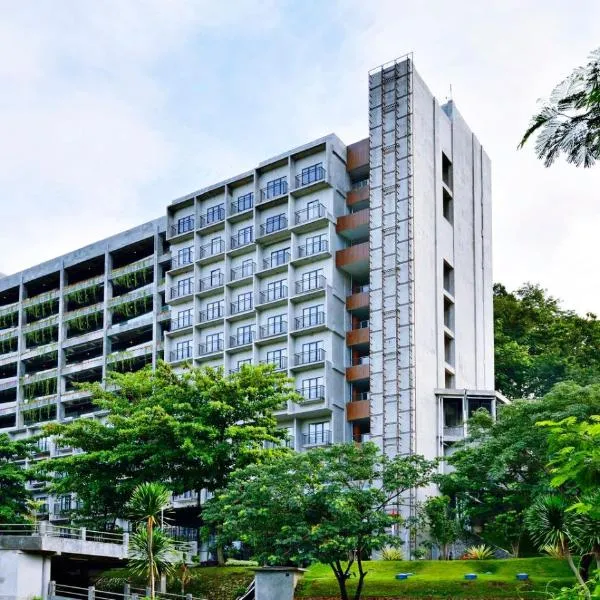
<box><xmin>464</xmin><ymin>544</ymin><xmax>494</xmax><ymax>560</ymax></box>
<box><xmin>381</xmin><ymin>546</ymin><xmax>405</xmax><ymax>561</ymax></box>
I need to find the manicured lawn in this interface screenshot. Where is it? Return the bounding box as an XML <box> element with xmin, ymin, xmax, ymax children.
<box><xmin>295</xmin><ymin>557</ymin><xmax>575</xmax><ymax>598</ymax></box>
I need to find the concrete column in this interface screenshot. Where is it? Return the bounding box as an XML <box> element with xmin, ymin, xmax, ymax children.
<box><xmin>88</xmin><ymin>586</ymin><xmax>95</xmax><ymax>600</ymax></box>
<box><xmin>123</xmin><ymin>583</ymin><xmax>131</xmax><ymax>599</ymax></box>
<box><xmin>80</xmin><ymin>527</ymin><xmax>87</xmax><ymax>541</ymax></box>
<box><xmin>159</xmin><ymin>574</ymin><xmax>167</xmax><ymax>593</ymax></box>
<box><xmin>41</xmin><ymin>556</ymin><xmax>51</xmax><ymax>599</ymax></box>
<box><xmin>254</xmin><ymin>567</ymin><xmax>304</xmax><ymax>600</ymax></box>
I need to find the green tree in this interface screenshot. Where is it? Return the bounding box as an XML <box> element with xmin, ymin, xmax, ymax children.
<box><xmin>419</xmin><ymin>496</ymin><xmax>462</xmax><ymax>559</ymax></box>
<box><xmin>127</xmin><ymin>482</ymin><xmax>172</xmax><ymax>598</ymax></box>
<box><xmin>439</xmin><ymin>382</ymin><xmax>600</xmax><ymax>554</ymax></box>
<box><xmin>204</xmin><ymin>443</ymin><xmax>437</xmax><ymax>600</ymax></box>
<box><xmin>519</xmin><ymin>47</ymin><xmax>600</xmax><ymax>167</ymax></box>
<box><xmin>37</xmin><ymin>362</ymin><xmax>296</xmax><ymax>532</ymax></box>
<box><xmin>493</xmin><ymin>283</ymin><xmax>600</xmax><ymax>399</ymax></box>
<box><xmin>0</xmin><ymin>434</ymin><xmax>34</xmax><ymax>523</ymax></box>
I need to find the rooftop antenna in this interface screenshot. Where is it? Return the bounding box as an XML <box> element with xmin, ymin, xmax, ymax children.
<box><xmin>445</xmin><ymin>83</ymin><xmax>453</xmax><ymax>104</ymax></box>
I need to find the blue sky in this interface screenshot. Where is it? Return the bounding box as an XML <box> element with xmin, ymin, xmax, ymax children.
<box><xmin>1</xmin><ymin>0</ymin><xmax>599</xmax><ymax>313</ymax></box>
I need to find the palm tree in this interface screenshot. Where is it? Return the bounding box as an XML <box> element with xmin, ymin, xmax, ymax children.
<box><xmin>570</xmin><ymin>491</ymin><xmax>600</xmax><ymax>574</ymax></box>
<box><xmin>127</xmin><ymin>482</ymin><xmax>172</xmax><ymax>598</ymax></box>
<box><xmin>519</xmin><ymin>47</ymin><xmax>600</xmax><ymax>167</ymax></box>
<box><xmin>525</xmin><ymin>495</ymin><xmax>587</xmax><ymax>593</ymax></box>
<box><xmin>128</xmin><ymin>526</ymin><xmax>177</xmax><ymax>591</ymax></box>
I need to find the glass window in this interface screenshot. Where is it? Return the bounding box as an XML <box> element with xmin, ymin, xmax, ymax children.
<box><xmin>266</xmin><ymin>176</ymin><xmax>287</xmax><ymax>199</ymax></box>
<box><xmin>177</xmin><ymin>215</ymin><xmax>194</xmax><ymax>234</ymax></box>
<box><xmin>237</xmin><ymin>291</ymin><xmax>253</xmax><ymax>311</ymax></box>
<box><xmin>175</xmin><ymin>340</ymin><xmax>193</xmax><ymax>360</ymax></box>
<box><xmin>267</xmin><ymin>314</ymin><xmax>286</xmax><ymax>335</ymax></box>
<box><xmin>206</xmin><ymin>203</ymin><xmax>224</xmax><ymax>224</ymax></box>
<box><xmin>210</xmin><ymin>237</ymin><xmax>223</xmax><ymax>254</ymax></box>
<box><xmin>265</xmin><ymin>213</ymin><xmax>286</xmax><ymax>234</ymax></box>
<box><xmin>266</xmin><ymin>348</ymin><xmax>287</xmax><ymax>370</ymax></box>
<box><xmin>302</xmin><ymin>341</ymin><xmax>323</xmax><ymax>362</ymax></box>
<box><xmin>210</xmin><ymin>268</ymin><xmax>222</xmax><ymax>286</ymax></box>
<box><xmin>236</xmin><ymin>192</ymin><xmax>253</xmax><ymax>212</ymax></box>
<box><xmin>241</xmin><ymin>258</ymin><xmax>254</xmax><ymax>276</ymax></box>
<box><xmin>177</xmin><ymin>246</ymin><xmax>193</xmax><ymax>265</ymax></box>
<box><xmin>302</xmin><ymin>304</ymin><xmax>324</xmax><ymax>326</ymax></box>
<box><xmin>300</xmin><ymin>163</ymin><xmax>324</xmax><ymax>186</ymax></box>
<box><xmin>177</xmin><ymin>277</ymin><xmax>193</xmax><ymax>296</ymax></box>
<box><xmin>237</xmin><ymin>358</ymin><xmax>252</xmax><ymax>368</ymax></box>
<box><xmin>270</xmin><ymin>247</ymin><xmax>290</xmax><ymax>266</ymax></box>
<box><xmin>206</xmin><ymin>333</ymin><xmax>223</xmax><ymax>352</ymax></box>
<box><xmin>206</xmin><ymin>300</ymin><xmax>223</xmax><ymax>320</ymax></box>
<box><xmin>304</xmin><ymin>234</ymin><xmax>327</xmax><ymax>255</ymax></box>
<box><xmin>176</xmin><ymin>309</ymin><xmax>192</xmax><ymax>328</ymax></box>
<box><xmin>302</xmin><ymin>376</ymin><xmax>324</xmax><ymax>399</ymax></box>
<box><xmin>301</xmin><ymin>268</ymin><xmax>324</xmax><ymax>291</ymax></box>
<box><xmin>307</xmin><ymin>422</ymin><xmax>328</xmax><ymax>444</ymax></box>
<box><xmin>236</xmin><ymin>325</ymin><xmax>254</xmax><ymax>345</ymax></box>
<box><xmin>267</xmin><ymin>279</ymin><xmax>286</xmax><ymax>301</ymax></box>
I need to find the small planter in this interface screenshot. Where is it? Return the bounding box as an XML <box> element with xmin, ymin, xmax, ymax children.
<box><xmin>395</xmin><ymin>573</ymin><xmax>409</xmax><ymax>580</ymax></box>
<box><xmin>516</xmin><ymin>573</ymin><xmax>529</xmax><ymax>581</ymax></box>
<box><xmin>464</xmin><ymin>573</ymin><xmax>477</xmax><ymax>580</ymax></box>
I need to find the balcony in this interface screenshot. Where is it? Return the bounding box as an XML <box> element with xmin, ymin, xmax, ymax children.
<box><xmin>231</xmin><ymin>230</ymin><xmax>255</xmax><ymax>253</ymax></box>
<box><xmin>198</xmin><ymin>306</ymin><xmax>224</xmax><ymax>323</ymax></box>
<box><xmin>169</xmin><ymin>217</ymin><xmax>195</xmax><ymax>239</ymax></box>
<box><xmin>229</xmin><ymin>331</ymin><xmax>255</xmax><ymax>349</ymax></box>
<box><xmin>171</xmin><ymin>314</ymin><xmax>193</xmax><ymax>331</ymax></box>
<box><xmin>443</xmin><ymin>424</ymin><xmax>466</xmax><ymax>441</ymax></box>
<box><xmin>296</xmin><ymin>385</ymin><xmax>325</xmax><ymax>404</ymax></box>
<box><xmin>293</xmin><ymin>277</ymin><xmax>326</xmax><ymax>302</ymax></box>
<box><xmin>259</xmin><ymin>215</ymin><xmax>288</xmax><ymax>240</ymax></box>
<box><xmin>198</xmin><ymin>205</ymin><xmax>225</xmax><ymax>231</ymax></box>
<box><xmin>293</xmin><ymin>312</ymin><xmax>326</xmax><ymax>333</ymax></box>
<box><xmin>293</xmin><ymin>164</ymin><xmax>328</xmax><ymax>196</ymax></box>
<box><xmin>169</xmin><ymin>346</ymin><xmax>193</xmax><ymax>362</ymax></box>
<box><xmin>198</xmin><ymin>340</ymin><xmax>224</xmax><ymax>356</ymax></box>
<box><xmin>170</xmin><ymin>251</ymin><xmax>194</xmax><ymax>271</ymax></box>
<box><xmin>198</xmin><ymin>239</ymin><xmax>225</xmax><ymax>262</ymax></box>
<box><xmin>260</xmin><ymin>356</ymin><xmax>288</xmax><ymax>371</ymax></box>
<box><xmin>259</xmin><ymin>321</ymin><xmax>287</xmax><ymax>340</ymax></box>
<box><xmin>336</xmin><ymin>241</ymin><xmax>369</xmax><ymax>276</ymax></box>
<box><xmin>346</xmin><ymin>186</ymin><xmax>369</xmax><ymax>209</ymax></box>
<box><xmin>230</xmin><ymin>192</ymin><xmax>254</xmax><ymax>216</ymax></box>
<box><xmin>346</xmin><ymin>361</ymin><xmax>370</xmax><ymax>382</ymax></box>
<box><xmin>347</xmin><ymin>322</ymin><xmax>370</xmax><ymax>347</ymax></box>
<box><xmin>294</xmin><ymin>203</ymin><xmax>327</xmax><ymax>232</ymax></box>
<box><xmin>259</xmin><ymin>178</ymin><xmax>288</xmax><ymax>206</ymax></box>
<box><xmin>198</xmin><ymin>273</ymin><xmax>225</xmax><ymax>294</ymax></box>
<box><xmin>293</xmin><ymin>349</ymin><xmax>326</xmax><ymax>368</ymax></box>
<box><xmin>346</xmin><ymin>288</ymin><xmax>369</xmax><ymax>312</ymax></box>
<box><xmin>169</xmin><ymin>283</ymin><xmax>194</xmax><ymax>302</ymax></box>
<box><xmin>230</xmin><ymin>299</ymin><xmax>253</xmax><ymax>316</ymax></box>
<box><xmin>347</xmin><ymin>399</ymin><xmax>370</xmax><ymax>421</ymax></box>
<box><xmin>337</xmin><ymin>209</ymin><xmax>369</xmax><ymax>241</ymax></box>
<box><xmin>302</xmin><ymin>430</ymin><xmax>331</xmax><ymax>447</ymax></box>
<box><xmin>296</xmin><ymin>240</ymin><xmax>329</xmax><ymax>262</ymax></box>
<box><xmin>258</xmin><ymin>287</ymin><xmax>288</xmax><ymax>306</ymax></box>
<box><xmin>262</xmin><ymin>252</ymin><xmax>291</xmax><ymax>273</ymax></box>
<box><xmin>230</xmin><ymin>262</ymin><xmax>256</xmax><ymax>283</ymax></box>
<box><xmin>346</xmin><ymin>138</ymin><xmax>369</xmax><ymax>172</ymax></box>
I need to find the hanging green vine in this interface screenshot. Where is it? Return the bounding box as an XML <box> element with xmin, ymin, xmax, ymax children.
<box><xmin>22</xmin><ymin>403</ymin><xmax>56</xmax><ymax>426</ymax></box>
<box><xmin>25</xmin><ymin>326</ymin><xmax>58</xmax><ymax>347</ymax></box>
<box><xmin>0</xmin><ymin>311</ymin><xmax>18</xmax><ymax>330</ymax></box>
<box><xmin>107</xmin><ymin>349</ymin><xmax>136</xmax><ymax>373</ymax></box>
<box><xmin>66</xmin><ymin>284</ymin><xmax>102</xmax><ymax>309</ymax></box>
<box><xmin>66</xmin><ymin>311</ymin><xmax>103</xmax><ymax>335</ymax></box>
<box><xmin>112</xmin><ymin>267</ymin><xmax>153</xmax><ymax>291</ymax></box>
<box><xmin>23</xmin><ymin>376</ymin><xmax>57</xmax><ymax>400</ymax></box>
<box><xmin>0</xmin><ymin>335</ymin><xmax>17</xmax><ymax>354</ymax></box>
<box><xmin>111</xmin><ymin>295</ymin><xmax>152</xmax><ymax>319</ymax></box>
<box><xmin>25</xmin><ymin>299</ymin><xmax>58</xmax><ymax>322</ymax></box>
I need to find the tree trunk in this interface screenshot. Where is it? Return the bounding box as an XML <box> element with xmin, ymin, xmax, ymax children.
<box><xmin>442</xmin><ymin>543</ymin><xmax>448</xmax><ymax>560</ymax></box>
<box><xmin>511</xmin><ymin>541</ymin><xmax>520</xmax><ymax>558</ymax></box>
<box><xmin>148</xmin><ymin>519</ymin><xmax>155</xmax><ymax>599</ymax></box>
<box><xmin>216</xmin><ymin>542</ymin><xmax>225</xmax><ymax>566</ymax></box>
<box><xmin>564</xmin><ymin>547</ymin><xmax>589</xmax><ymax>599</ymax></box>
<box><xmin>330</xmin><ymin>564</ymin><xmax>349</xmax><ymax>600</ymax></box>
<box><xmin>353</xmin><ymin>554</ymin><xmax>368</xmax><ymax>600</ymax></box>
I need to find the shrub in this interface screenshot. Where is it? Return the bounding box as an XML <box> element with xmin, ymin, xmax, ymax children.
<box><xmin>225</xmin><ymin>558</ymin><xmax>259</xmax><ymax>567</ymax></box>
<box><xmin>381</xmin><ymin>546</ymin><xmax>405</xmax><ymax>561</ymax></box>
<box><xmin>542</xmin><ymin>544</ymin><xmax>565</xmax><ymax>559</ymax></box>
<box><xmin>463</xmin><ymin>544</ymin><xmax>494</xmax><ymax>560</ymax></box>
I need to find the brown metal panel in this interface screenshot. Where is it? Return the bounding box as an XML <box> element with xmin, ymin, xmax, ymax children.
<box><xmin>346</xmin><ymin>327</ymin><xmax>370</xmax><ymax>346</ymax></box>
<box><xmin>346</xmin><ymin>364</ymin><xmax>370</xmax><ymax>381</ymax></box>
<box><xmin>346</xmin><ymin>291</ymin><xmax>369</xmax><ymax>311</ymax></box>
<box><xmin>347</xmin><ymin>399</ymin><xmax>370</xmax><ymax>421</ymax></box>
<box><xmin>336</xmin><ymin>209</ymin><xmax>369</xmax><ymax>234</ymax></box>
<box><xmin>346</xmin><ymin>139</ymin><xmax>369</xmax><ymax>172</ymax></box>
<box><xmin>346</xmin><ymin>186</ymin><xmax>369</xmax><ymax>207</ymax></box>
<box><xmin>335</xmin><ymin>242</ymin><xmax>369</xmax><ymax>267</ymax></box>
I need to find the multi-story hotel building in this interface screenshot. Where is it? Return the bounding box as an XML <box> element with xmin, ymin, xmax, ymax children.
<box><xmin>0</xmin><ymin>56</ymin><xmax>500</xmax><ymax>523</ymax></box>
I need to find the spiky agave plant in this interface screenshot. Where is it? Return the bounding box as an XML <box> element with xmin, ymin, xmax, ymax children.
<box><xmin>464</xmin><ymin>545</ymin><xmax>494</xmax><ymax>560</ymax></box>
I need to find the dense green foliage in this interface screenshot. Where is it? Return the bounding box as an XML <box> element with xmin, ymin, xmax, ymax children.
<box><xmin>519</xmin><ymin>47</ymin><xmax>600</xmax><ymax>167</ymax></box>
<box><xmin>204</xmin><ymin>442</ymin><xmax>437</xmax><ymax>600</ymax></box>
<box><xmin>296</xmin><ymin>558</ymin><xmax>575</xmax><ymax>598</ymax></box>
<box><xmin>37</xmin><ymin>362</ymin><xmax>297</xmax><ymax>528</ymax></box>
<box><xmin>439</xmin><ymin>382</ymin><xmax>600</xmax><ymax>556</ymax></box>
<box><xmin>493</xmin><ymin>283</ymin><xmax>600</xmax><ymax>399</ymax></box>
<box><xmin>0</xmin><ymin>434</ymin><xmax>34</xmax><ymax>522</ymax></box>
<box><xmin>418</xmin><ymin>496</ymin><xmax>462</xmax><ymax>559</ymax></box>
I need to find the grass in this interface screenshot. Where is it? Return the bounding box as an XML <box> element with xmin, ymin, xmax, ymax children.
<box><xmin>295</xmin><ymin>557</ymin><xmax>575</xmax><ymax>599</ymax></box>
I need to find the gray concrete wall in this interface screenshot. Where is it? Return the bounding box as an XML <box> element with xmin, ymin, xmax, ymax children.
<box><xmin>0</xmin><ymin>550</ymin><xmax>49</xmax><ymax>599</ymax></box>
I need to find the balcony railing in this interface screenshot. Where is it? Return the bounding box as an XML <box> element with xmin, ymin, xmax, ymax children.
<box><xmin>294</xmin><ymin>312</ymin><xmax>325</xmax><ymax>330</ymax></box>
<box><xmin>259</xmin><ymin>321</ymin><xmax>287</xmax><ymax>338</ymax></box>
<box><xmin>297</xmin><ymin>385</ymin><xmax>325</xmax><ymax>402</ymax></box>
<box><xmin>298</xmin><ymin>240</ymin><xmax>329</xmax><ymax>257</ymax></box>
<box><xmin>231</xmin><ymin>229</ymin><xmax>254</xmax><ymax>249</ymax></box>
<box><xmin>260</xmin><ymin>356</ymin><xmax>288</xmax><ymax>371</ymax></box>
<box><xmin>171</xmin><ymin>315</ymin><xmax>193</xmax><ymax>330</ymax></box>
<box><xmin>198</xmin><ymin>205</ymin><xmax>225</xmax><ymax>228</ymax></box>
<box><xmin>198</xmin><ymin>239</ymin><xmax>225</xmax><ymax>258</ymax></box>
<box><xmin>198</xmin><ymin>273</ymin><xmax>225</xmax><ymax>292</ymax></box>
<box><xmin>443</xmin><ymin>425</ymin><xmax>465</xmax><ymax>438</ymax></box>
<box><xmin>295</xmin><ymin>202</ymin><xmax>326</xmax><ymax>224</ymax></box>
<box><xmin>230</xmin><ymin>298</ymin><xmax>253</xmax><ymax>315</ymax></box>
<box><xmin>170</xmin><ymin>283</ymin><xmax>194</xmax><ymax>300</ymax></box>
<box><xmin>259</xmin><ymin>215</ymin><xmax>287</xmax><ymax>236</ymax></box>
<box><xmin>352</xmin><ymin>284</ymin><xmax>370</xmax><ymax>294</ymax></box>
<box><xmin>198</xmin><ymin>340</ymin><xmax>224</xmax><ymax>355</ymax></box>
<box><xmin>294</xmin><ymin>349</ymin><xmax>326</xmax><ymax>366</ymax></box>
<box><xmin>295</xmin><ymin>275</ymin><xmax>326</xmax><ymax>295</ymax></box>
<box><xmin>170</xmin><ymin>217</ymin><xmax>195</xmax><ymax>237</ymax></box>
<box><xmin>231</xmin><ymin>193</ymin><xmax>254</xmax><ymax>214</ymax></box>
<box><xmin>169</xmin><ymin>346</ymin><xmax>193</xmax><ymax>362</ymax></box>
<box><xmin>198</xmin><ymin>306</ymin><xmax>224</xmax><ymax>322</ymax></box>
<box><xmin>353</xmin><ymin>433</ymin><xmax>371</xmax><ymax>444</ymax></box>
<box><xmin>260</xmin><ymin>178</ymin><xmax>288</xmax><ymax>202</ymax></box>
<box><xmin>230</xmin><ymin>331</ymin><xmax>255</xmax><ymax>348</ymax></box>
<box><xmin>259</xmin><ymin>286</ymin><xmax>288</xmax><ymax>304</ymax></box>
<box><xmin>263</xmin><ymin>252</ymin><xmax>291</xmax><ymax>270</ymax></box>
<box><xmin>230</xmin><ymin>262</ymin><xmax>256</xmax><ymax>281</ymax></box>
<box><xmin>171</xmin><ymin>251</ymin><xmax>194</xmax><ymax>269</ymax></box>
<box><xmin>302</xmin><ymin>430</ymin><xmax>331</xmax><ymax>446</ymax></box>
<box><xmin>295</xmin><ymin>164</ymin><xmax>326</xmax><ymax>189</ymax></box>
<box><xmin>353</xmin><ymin>391</ymin><xmax>370</xmax><ymax>402</ymax></box>
<box><xmin>354</xmin><ymin>319</ymin><xmax>369</xmax><ymax>329</ymax></box>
